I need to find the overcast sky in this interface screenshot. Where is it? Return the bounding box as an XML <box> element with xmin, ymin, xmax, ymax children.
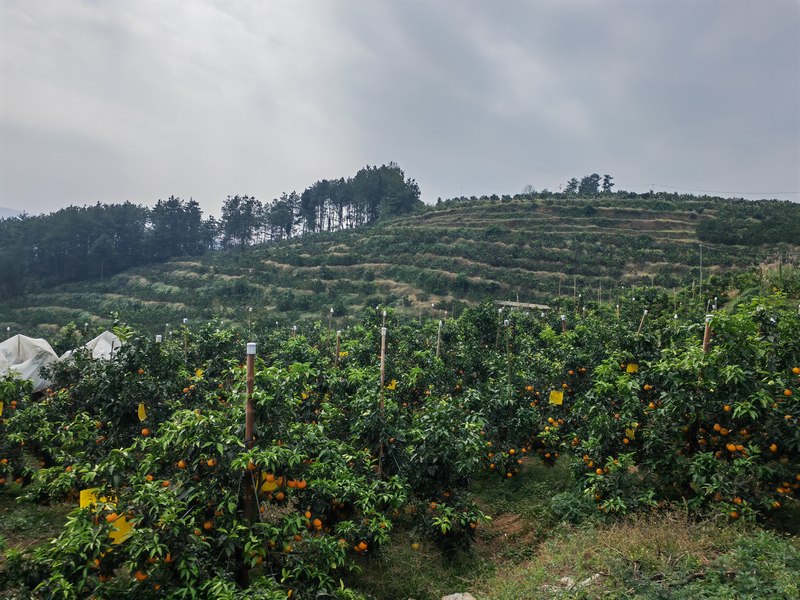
<box><xmin>1</xmin><ymin>0</ymin><xmax>798</xmax><ymax>216</ymax></box>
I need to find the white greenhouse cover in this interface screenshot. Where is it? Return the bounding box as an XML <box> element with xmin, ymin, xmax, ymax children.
<box><xmin>0</xmin><ymin>334</ymin><xmax>59</xmax><ymax>392</ymax></box>
<box><xmin>60</xmin><ymin>331</ymin><xmax>122</xmax><ymax>361</ymax></box>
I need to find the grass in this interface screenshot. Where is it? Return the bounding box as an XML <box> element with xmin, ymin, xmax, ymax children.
<box><xmin>0</xmin><ymin>485</ymin><xmax>71</xmax><ymax>554</ymax></box>
<box><xmin>350</xmin><ymin>458</ymin><xmax>800</xmax><ymax>600</ymax></box>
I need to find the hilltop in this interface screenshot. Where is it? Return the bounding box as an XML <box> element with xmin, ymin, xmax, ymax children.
<box><xmin>1</xmin><ymin>193</ymin><xmax>798</xmax><ymax>334</ymax></box>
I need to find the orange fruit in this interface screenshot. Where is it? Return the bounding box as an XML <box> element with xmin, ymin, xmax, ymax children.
<box><xmin>203</xmin><ymin>520</ymin><xmax>214</xmax><ymax>530</ymax></box>
<box><xmin>357</xmin><ymin>540</ymin><xmax>368</xmax><ymax>551</ymax></box>
<box><xmin>134</xmin><ymin>570</ymin><xmax>148</xmax><ymax>582</ymax></box>
<box><xmin>141</xmin><ymin>428</ymin><xmax>150</xmax><ymax>436</ymax></box>
<box><xmin>106</xmin><ymin>512</ymin><xmax>118</xmax><ymax>523</ymax></box>
<box><xmin>784</xmin><ymin>389</ymin><xmax>793</xmax><ymax>397</ymax></box>
<box><xmin>161</xmin><ymin>480</ymin><xmax>170</xmax><ymax>488</ymax></box>
<box><xmin>177</xmin><ymin>459</ymin><xmax>187</xmax><ymax>469</ymax></box>
<box><xmin>145</xmin><ymin>474</ymin><xmax>154</xmax><ymax>482</ymax></box>
<box><xmin>596</xmin><ymin>468</ymin><xmax>604</xmax><ymax>475</ymax></box>
<box><xmin>770</xmin><ymin>443</ymin><xmax>778</xmax><ymax>453</ymax></box>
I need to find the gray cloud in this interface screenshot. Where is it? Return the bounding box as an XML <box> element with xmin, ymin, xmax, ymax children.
<box><xmin>1</xmin><ymin>0</ymin><xmax>797</xmax><ymax>216</ymax></box>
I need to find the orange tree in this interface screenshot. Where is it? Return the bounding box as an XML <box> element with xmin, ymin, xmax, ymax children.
<box><xmin>568</xmin><ymin>294</ymin><xmax>799</xmax><ymax>518</ymax></box>
<box><xmin>0</xmin><ymin>375</ymin><xmax>32</xmax><ymax>488</ymax></box>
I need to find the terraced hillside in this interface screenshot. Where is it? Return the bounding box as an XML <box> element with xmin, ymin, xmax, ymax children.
<box><xmin>2</xmin><ymin>195</ymin><xmax>797</xmax><ymax>334</ymax></box>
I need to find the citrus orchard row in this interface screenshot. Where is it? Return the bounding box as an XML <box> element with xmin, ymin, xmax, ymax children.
<box><xmin>0</xmin><ymin>286</ymin><xmax>798</xmax><ymax>598</ymax></box>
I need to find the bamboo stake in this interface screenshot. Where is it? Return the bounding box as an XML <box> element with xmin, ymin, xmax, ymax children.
<box><xmin>334</xmin><ymin>330</ymin><xmax>341</xmax><ymax>367</ymax></box>
<box><xmin>435</xmin><ymin>320</ymin><xmax>443</xmax><ymax>358</ymax></box>
<box><xmin>561</xmin><ymin>314</ymin><xmax>567</xmax><ymax>333</ymax></box>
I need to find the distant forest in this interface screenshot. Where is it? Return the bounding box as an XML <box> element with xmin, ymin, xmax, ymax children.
<box><xmin>0</xmin><ymin>163</ymin><xmax>421</xmax><ymax>297</ymax></box>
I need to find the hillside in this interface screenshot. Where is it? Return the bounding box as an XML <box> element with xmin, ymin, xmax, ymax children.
<box><xmin>1</xmin><ymin>194</ymin><xmax>798</xmax><ymax>334</ymax></box>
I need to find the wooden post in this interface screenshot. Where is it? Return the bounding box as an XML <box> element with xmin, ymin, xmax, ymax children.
<box><xmin>573</xmin><ymin>276</ymin><xmax>577</xmax><ymax>306</ymax></box>
<box><xmin>636</xmin><ymin>309</ymin><xmax>648</xmax><ymax>336</ymax></box>
<box><xmin>243</xmin><ymin>342</ymin><xmax>258</xmax><ymax>526</ymax></box>
<box><xmin>328</xmin><ymin>307</ymin><xmax>334</xmax><ymax>330</ymax></box>
<box><xmin>435</xmin><ymin>320</ymin><xmax>443</xmax><ymax>358</ymax></box>
<box><xmin>334</xmin><ymin>330</ymin><xmax>341</xmax><ymax>367</ymax></box>
<box><xmin>378</xmin><ymin>326</ymin><xmax>387</xmax><ymax>477</ymax></box>
<box><xmin>616</xmin><ymin>304</ymin><xmax>620</xmax><ymax>320</ymax></box>
<box><xmin>702</xmin><ymin>315</ymin><xmax>712</xmax><ymax>354</ymax></box>
<box><xmin>245</xmin><ymin>343</ymin><xmax>256</xmax><ymax>445</ymax></box>
<box><xmin>561</xmin><ymin>314</ymin><xmax>567</xmax><ymax>333</ymax></box>
<box><xmin>505</xmin><ymin>319</ymin><xmax>512</xmax><ymax>402</ymax></box>
<box><xmin>183</xmin><ymin>318</ymin><xmax>189</xmax><ymax>356</ymax></box>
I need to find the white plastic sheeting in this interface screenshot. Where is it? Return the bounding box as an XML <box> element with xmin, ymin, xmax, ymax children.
<box><xmin>0</xmin><ymin>334</ymin><xmax>59</xmax><ymax>392</ymax></box>
<box><xmin>60</xmin><ymin>331</ymin><xmax>122</xmax><ymax>361</ymax></box>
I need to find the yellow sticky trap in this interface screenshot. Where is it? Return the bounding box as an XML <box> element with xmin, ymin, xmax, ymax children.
<box><xmin>80</xmin><ymin>488</ymin><xmax>133</xmax><ymax>544</ymax></box>
<box><xmin>625</xmin><ymin>428</ymin><xmax>636</xmax><ymax>439</ymax></box>
<box><xmin>549</xmin><ymin>391</ymin><xmax>564</xmax><ymax>405</ymax></box>
<box><xmin>80</xmin><ymin>488</ymin><xmax>100</xmax><ymax>508</ymax></box>
<box><xmin>626</xmin><ymin>363</ymin><xmax>639</xmax><ymax>374</ymax></box>
<box><xmin>109</xmin><ymin>515</ymin><xmax>133</xmax><ymax>545</ymax></box>
<box><xmin>261</xmin><ymin>480</ymin><xmax>278</xmax><ymax>493</ymax></box>
<box><xmin>137</xmin><ymin>403</ymin><xmax>147</xmax><ymax>422</ymax></box>
<box><xmin>0</xmin><ymin>401</ymin><xmax>4</xmax><ymax>417</ymax></box>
